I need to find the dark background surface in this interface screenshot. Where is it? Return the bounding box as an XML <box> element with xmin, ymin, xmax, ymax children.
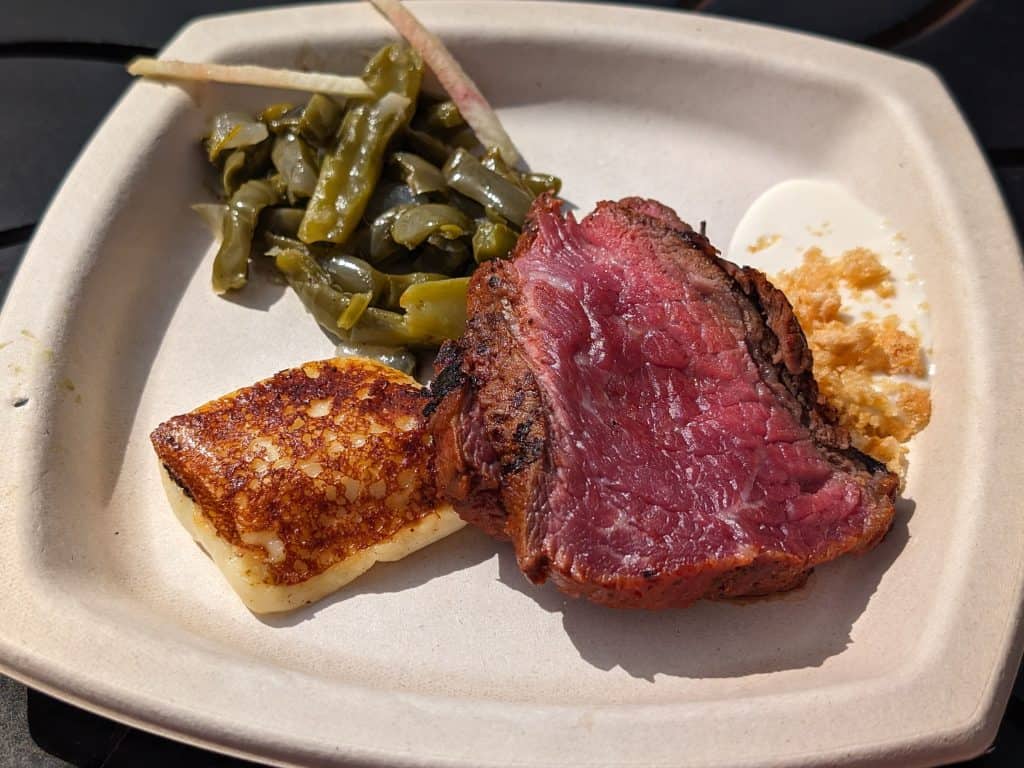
<box><xmin>1</xmin><ymin>0</ymin><xmax>1022</xmax><ymax>765</ymax></box>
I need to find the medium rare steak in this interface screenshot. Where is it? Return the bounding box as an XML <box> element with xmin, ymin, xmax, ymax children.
<box><xmin>428</xmin><ymin>195</ymin><xmax>898</xmax><ymax>609</ymax></box>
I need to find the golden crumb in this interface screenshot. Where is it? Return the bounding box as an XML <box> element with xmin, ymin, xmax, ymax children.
<box><xmin>773</xmin><ymin>247</ymin><xmax>932</xmax><ymax>476</ymax></box>
<box><xmin>839</xmin><ymin>248</ymin><xmax>894</xmax><ymax>296</ymax></box>
<box><xmin>747</xmin><ymin>234</ymin><xmax>781</xmax><ymax>254</ymax></box>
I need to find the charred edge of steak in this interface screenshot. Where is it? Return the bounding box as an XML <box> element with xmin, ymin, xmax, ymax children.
<box><xmin>722</xmin><ymin>261</ymin><xmax>894</xmax><ymax>479</ymax></box>
<box><xmin>423</xmin><ymin>341</ymin><xmax>466</xmax><ymax>418</ymax></box>
<box><xmin>425</xmin><ymin>218</ymin><xmax>553</xmax><ymax>545</ymax></box>
<box><xmin>502</xmin><ymin>417</ymin><xmax>544</xmax><ymax>475</ymax></box>
<box><xmin>719</xmin><ymin>262</ymin><xmax>830</xmax><ymax>431</ymax></box>
<box><xmin>477</xmin><ymin>220</ymin><xmax>551</xmax><ymax>485</ymax></box>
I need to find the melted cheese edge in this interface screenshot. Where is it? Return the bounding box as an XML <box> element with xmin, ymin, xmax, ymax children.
<box><xmin>160</xmin><ymin>465</ymin><xmax>466</xmax><ymax>613</ymax></box>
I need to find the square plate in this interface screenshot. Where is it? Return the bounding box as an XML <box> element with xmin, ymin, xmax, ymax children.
<box><xmin>2</xmin><ymin>2</ymin><xmax>1023</xmax><ymax>766</ymax></box>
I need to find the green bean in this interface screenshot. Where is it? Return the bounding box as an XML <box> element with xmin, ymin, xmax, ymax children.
<box><xmin>391</xmin><ymin>204</ymin><xmax>471</xmax><ymax>248</ymax></box>
<box><xmin>261</xmin><ymin>231</ymin><xmax>343</xmax><ymax>261</ymax></box>
<box><xmin>368</xmin><ymin>205</ymin><xmax>411</xmax><ymax>264</ymax></box>
<box><xmin>449</xmin><ymin>129</ymin><xmax>482</xmax><ymax>152</ymax></box>
<box><xmin>337</xmin><ymin>291</ymin><xmax>372</xmax><ymax>330</ymax></box>
<box><xmin>443</xmin><ymin>149</ymin><xmax>533</xmax><ymax>226</ymax></box>
<box><xmin>383</xmin><ymin>270</ymin><xmax>449</xmax><ymax>306</ymax></box>
<box><xmin>484</xmin><ymin>205</ymin><xmax>510</xmax><ymax>224</ymax></box>
<box><xmin>427</xmin><ymin>232</ymin><xmax>470</xmax><ymax>254</ymax></box>
<box><xmin>413</xmin><ymin>239</ymin><xmax>470</xmax><ymax>274</ymax></box>
<box><xmin>346</xmin><ymin>226</ymin><xmax>373</xmax><ymax>262</ymax></box>
<box><xmin>423</xmin><ymin>100</ymin><xmax>464</xmax><ymax>131</ymax></box>
<box><xmin>401</xmin><ymin>127</ymin><xmax>452</xmax><ymax>166</ymax></box>
<box><xmin>364</xmin><ymin>249</ymin><xmax>411</xmax><ymax>272</ymax></box>
<box><xmin>298</xmin><ymin>45</ymin><xmax>422</xmax><ymax>245</ymax></box>
<box><xmin>258</xmin><ymin>102</ymin><xmax>296</xmax><ymax>130</ymax></box>
<box><xmin>221</xmin><ymin>150</ymin><xmax>247</xmax><ymax>196</ymax></box>
<box><xmin>363</xmin><ymin>180</ymin><xmax>420</xmax><ymax>223</ymax></box>
<box><xmin>261</xmin><ymin>232</ymin><xmax>309</xmax><ymax>260</ymax></box>
<box><xmin>390</xmin><ymin>152</ymin><xmax>446</xmax><ymax>196</ymax></box>
<box><xmin>260</xmin><ymin>233</ymin><xmax>353</xmax><ymax>277</ymax></box>
<box><xmin>323</xmin><ymin>253</ymin><xmax>446</xmax><ymax>309</ymax></box>
<box><xmin>261</xmin><ymin>207</ymin><xmax>306</xmax><ymax>238</ymax></box>
<box><xmin>344</xmin><ymin>307</ymin><xmax>418</xmax><ymax>347</ymax></box>
<box><xmin>276</xmin><ymin>247</ymin><xmax>440</xmax><ymax>346</ymax></box>
<box><xmin>479</xmin><ymin>148</ymin><xmax>561</xmax><ymax>198</ymax></box>
<box><xmin>195</xmin><ymin>42</ymin><xmax>565</xmax><ymax>360</ymax></box>
<box><xmin>256</xmin><ymin>214</ymin><xmax>331</xmax><ymax>268</ymax></box>
<box><xmin>205</xmin><ymin>112</ymin><xmax>268</xmax><ymax>162</ymax></box>
<box><xmin>212</xmin><ymin>176</ymin><xmax>285</xmax><ymax>294</ymax></box>
<box><xmin>446</xmin><ymin>190</ymin><xmax>486</xmax><ymax>220</ymax></box>
<box><xmin>480</xmin><ymin>147</ymin><xmax>529</xmax><ymax>192</ymax></box>
<box><xmin>401</xmin><ymin>278</ymin><xmax>469</xmax><ymax>342</ymax></box>
<box><xmin>296</xmin><ymin>94</ymin><xmax>344</xmax><ymax>145</ymax></box>
<box><xmin>273</xmin><ymin>247</ymin><xmax>357</xmax><ymax>337</ymax></box>
<box><xmin>472</xmin><ymin>220</ymin><xmax>519</xmax><ymax>262</ymax></box>
<box><xmin>221</xmin><ymin>139</ymin><xmax>272</xmax><ymax>197</ymax></box>
<box><xmin>334</xmin><ymin>341</ymin><xmax>417</xmax><ymax>376</ymax></box>
<box><xmin>429</xmin><ymin>234</ymin><xmax>471</xmax><ymax>276</ymax></box>
<box><xmin>318</xmin><ymin>285</ymin><xmax>469</xmax><ymax>348</ymax></box>
<box><xmin>523</xmin><ymin>173</ymin><xmax>561</xmax><ymax>197</ymax></box>
<box><xmin>259</xmin><ymin>95</ymin><xmax>343</xmax><ymax>146</ymax></box>
<box><xmin>272</xmin><ymin>133</ymin><xmax>319</xmax><ymax>202</ymax></box>
<box><xmin>322</xmin><ymin>253</ymin><xmax>376</xmax><ymax>297</ymax></box>
<box><xmin>343</xmin><ymin>304</ymin><xmax>460</xmax><ymax>348</ymax></box>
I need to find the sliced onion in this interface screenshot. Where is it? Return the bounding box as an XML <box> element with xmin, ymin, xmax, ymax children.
<box><xmin>369</xmin><ymin>0</ymin><xmax>522</xmax><ymax>166</ymax></box>
<box><xmin>127</xmin><ymin>57</ymin><xmax>374</xmax><ymax>98</ymax></box>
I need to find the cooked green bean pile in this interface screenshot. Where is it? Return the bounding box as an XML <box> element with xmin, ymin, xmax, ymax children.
<box><xmin>196</xmin><ymin>43</ymin><xmax>560</xmax><ymax>374</ymax></box>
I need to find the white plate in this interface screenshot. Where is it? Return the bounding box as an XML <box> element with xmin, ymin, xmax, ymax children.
<box><xmin>2</xmin><ymin>2</ymin><xmax>1023</xmax><ymax>766</ymax></box>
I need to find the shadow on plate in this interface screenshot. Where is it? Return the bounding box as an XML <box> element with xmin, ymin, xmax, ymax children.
<box><xmin>257</xmin><ymin>526</ymin><xmax>496</xmax><ymax>628</ymax></box>
<box><xmin>220</xmin><ymin>256</ymin><xmax>288</xmax><ymax>312</ymax></box>
<box><xmin>495</xmin><ymin>497</ymin><xmax>915</xmax><ymax>681</ymax></box>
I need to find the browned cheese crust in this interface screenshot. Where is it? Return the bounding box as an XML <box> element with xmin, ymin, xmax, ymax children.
<box><xmin>151</xmin><ymin>358</ymin><xmax>438</xmax><ymax>587</ymax></box>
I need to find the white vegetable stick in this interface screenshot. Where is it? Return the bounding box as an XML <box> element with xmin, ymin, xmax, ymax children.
<box><xmin>368</xmin><ymin>0</ymin><xmax>522</xmax><ymax>166</ymax></box>
<box><xmin>126</xmin><ymin>57</ymin><xmax>375</xmax><ymax>98</ymax></box>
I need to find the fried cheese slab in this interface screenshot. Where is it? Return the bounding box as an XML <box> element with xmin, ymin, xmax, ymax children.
<box><xmin>150</xmin><ymin>357</ymin><xmax>464</xmax><ymax>613</ymax></box>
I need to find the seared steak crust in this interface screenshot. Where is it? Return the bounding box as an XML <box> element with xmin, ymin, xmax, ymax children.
<box><xmin>429</xmin><ymin>196</ymin><xmax>898</xmax><ymax>609</ymax></box>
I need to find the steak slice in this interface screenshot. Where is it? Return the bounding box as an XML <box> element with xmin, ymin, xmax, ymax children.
<box><xmin>428</xmin><ymin>195</ymin><xmax>898</xmax><ymax>609</ymax></box>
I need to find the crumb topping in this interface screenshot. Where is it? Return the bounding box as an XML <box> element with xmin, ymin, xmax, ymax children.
<box><xmin>771</xmin><ymin>246</ymin><xmax>932</xmax><ymax>476</ymax></box>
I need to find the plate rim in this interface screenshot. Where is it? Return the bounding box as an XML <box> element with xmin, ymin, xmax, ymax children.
<box><xmin>1</xmin><ymin>2</ymin><xmax>1023</xmax><ymax>766</ymax></box>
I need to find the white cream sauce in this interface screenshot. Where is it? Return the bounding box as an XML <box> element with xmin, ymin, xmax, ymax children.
<box><xmin>726</xmin><ymin>179</ymin><xmax>933</xmax><ymax>376</ymax></box>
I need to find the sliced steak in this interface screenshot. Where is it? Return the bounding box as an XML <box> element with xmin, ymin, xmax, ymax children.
<box><xmin>428</xmin><ymin>195</ymin><xmax>898</xmax><ymax>609</ymax></box>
